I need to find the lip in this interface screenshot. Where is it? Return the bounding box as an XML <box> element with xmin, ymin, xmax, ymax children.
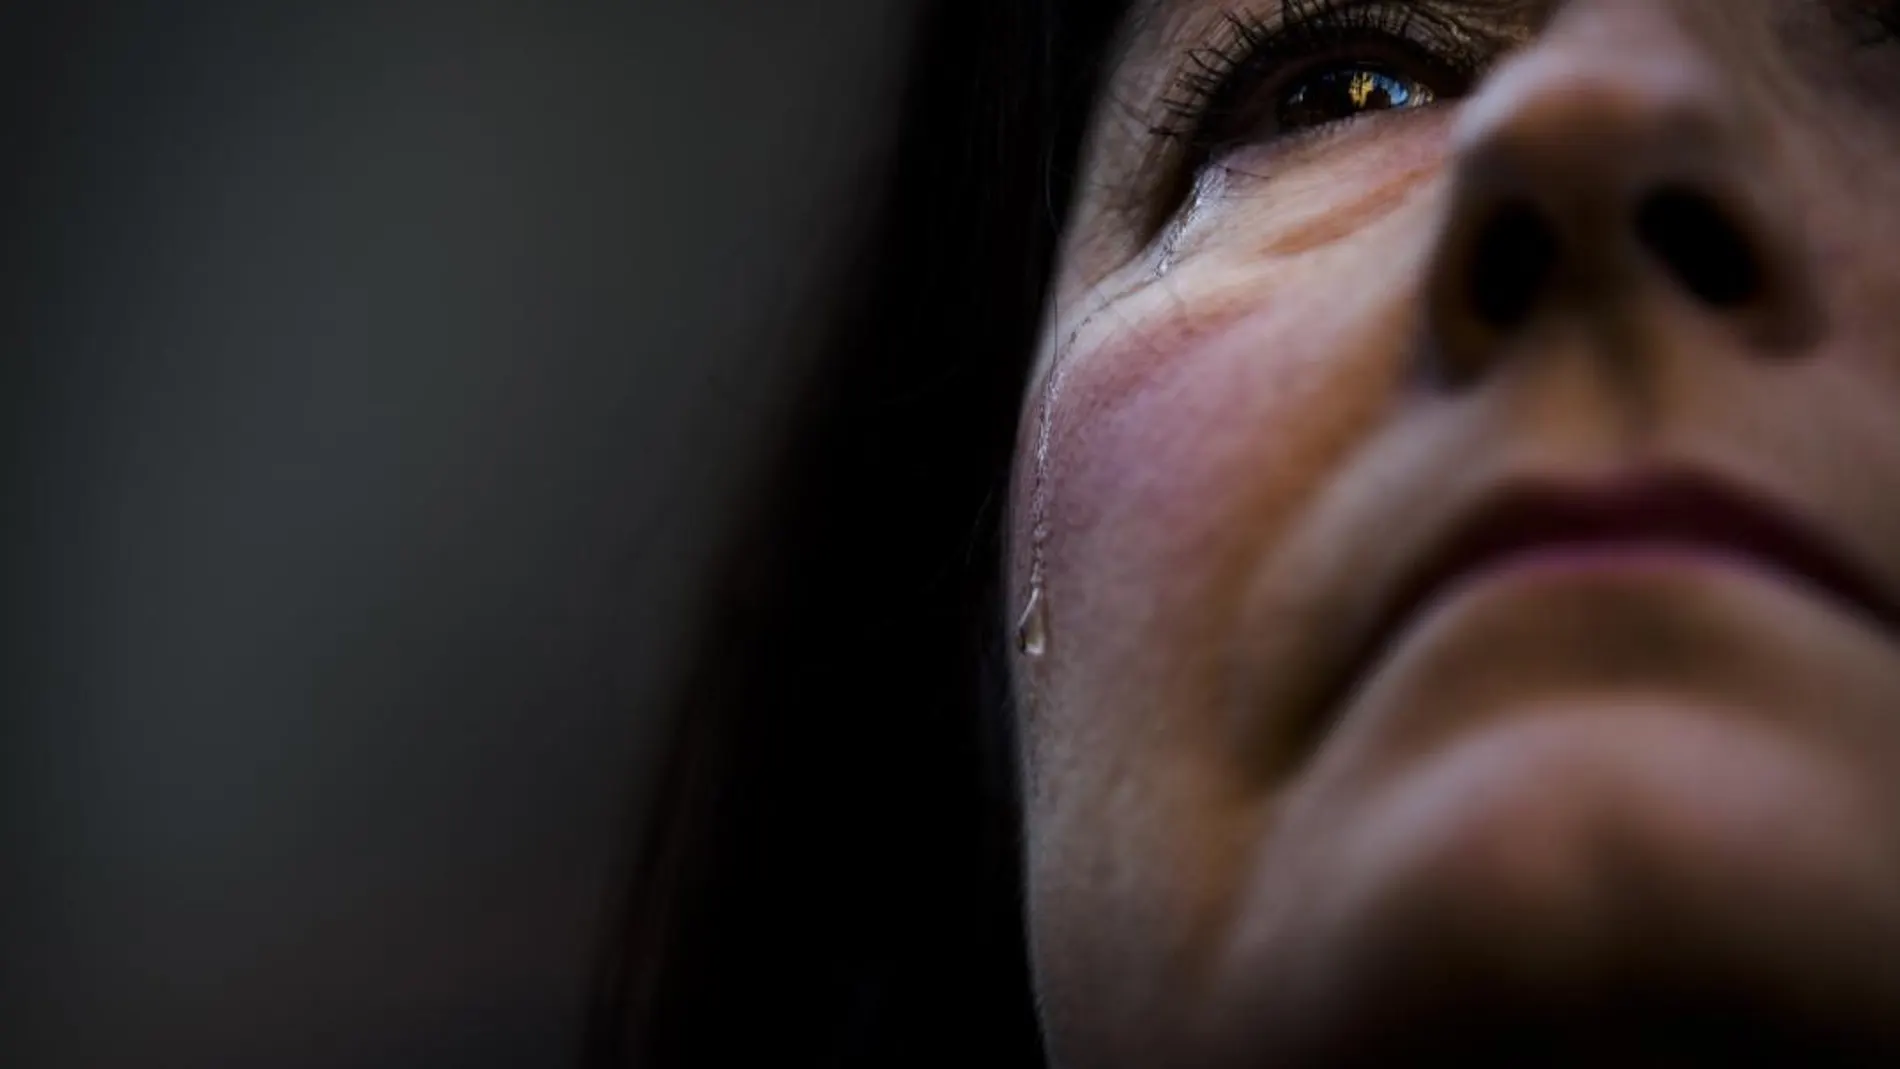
<box><xmin>1350</xmin><ymin>470</ymin><xmax>1900</xmax><ymax>686</ymax></box>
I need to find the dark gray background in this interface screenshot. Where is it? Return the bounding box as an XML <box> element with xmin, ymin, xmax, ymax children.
<box><xmin>4</xmin><ymin>2</ymin><xmax>915</xmax><ymax>1064</ymax></box>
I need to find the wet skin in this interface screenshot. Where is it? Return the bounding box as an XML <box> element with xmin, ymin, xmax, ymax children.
<box><xmin>1010</xmin><ymin>0</ymin><xmax>1900</xmax><ymax>1064</ymax></box>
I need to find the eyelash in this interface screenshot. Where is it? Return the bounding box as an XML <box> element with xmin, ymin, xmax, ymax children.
<box><xmin>1153</xmin><ymin>0</ymin><xmax>1494</xmax><ymax>178</ymax></box>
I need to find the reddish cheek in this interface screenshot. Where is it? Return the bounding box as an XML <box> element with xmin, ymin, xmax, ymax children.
<box><xmin>1031</xmin><ymin>279</ymin><xmax>1405</xmax><ymax>677</ymax></box>
<box><xmin>1050</xmin><ymin>317</ymin><xmax>1266</xmax><ymax>592</ymax></box>
<box><xmin>1020</xmin><ymin>141</ymin><xmax>1448</xmax><ymax>640</ymax></box>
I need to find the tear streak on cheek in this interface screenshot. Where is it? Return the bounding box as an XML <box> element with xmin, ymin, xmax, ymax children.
<box><xmin>1024</xmin><ymin>179</ymin><xmax>1440</xmax><ymax>584</ymax></box>
<box><xmin>1030</xmin><ymin>289</ymin><xmax>1396</xmax><ymax>669</ymax></box>
<box><xmin>1017</xmin><ymin>269</ymin><xmax>1256</xmax><ymax>569</ymax></box>
<box><xmin>1013</xmin><ymin>145</ymin><xmax>1443</xmax><ymax>667</ymax></box>
<box><xmin>1017</xmin><ymin>276</ymin><xmax>1241</xmax><ymax>607</ymax></box>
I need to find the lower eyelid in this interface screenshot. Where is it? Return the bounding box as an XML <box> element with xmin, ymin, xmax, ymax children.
<box><xmin>1197</xmin><ymin>99</ymin><xmax>1453</xmax><ymax>204</ymax></box>
<box><xmin>1137</xmin><ymin>105</ymin><xmax>1454</xmax><ymax>267</ymax></box>
<box><xmin>1236</xmin><ymin>92</ymin><xmax>1450</xmax><ymax>163</ymax></box>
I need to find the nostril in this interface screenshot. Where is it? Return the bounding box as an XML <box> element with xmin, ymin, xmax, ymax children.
<box><xmin>1634</xmin><ymin>185</ymin><xmax>1764</xmax><ymax>309</ymax></box>
<box><xmin>1468</xmin><ymin>200</ymin><xmax>1559</xmax><ymax>330</ymax></box>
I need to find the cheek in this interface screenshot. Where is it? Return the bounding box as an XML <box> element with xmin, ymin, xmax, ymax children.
<box><xmin>1009</xmin><ymin>126</ymin><xmax>1454</xmax><ymax>743</ymax></box>
<box><xmin>1011</xmin><ymin>207</ymin><xmax>1437</xmax><ymax>1064</ymax></box>
<box><xmin>1045</xmin><ymin>297</ymin><xmax>1358</xmax><ymax>672</ymax></box>
<box><xmin>1008</xmin><ymin>135</ymin><xmax>1451</xmax><ymax>1061</ymax></box>
<box><xmin>1014</xmin><ymin>211</ymin><xmax>1435</xmax><ymax>788</ymax></box>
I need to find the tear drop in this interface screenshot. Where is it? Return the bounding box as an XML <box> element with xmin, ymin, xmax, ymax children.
<box><xmin>1015</xmin><ymin>586</ymin><xmax>1049</xmax><ymax>659</ymax></box>
<box><xmin>1154</xmin><ymin>166</ymin><xmax>1225</xmax><ymax>278</ymax></box>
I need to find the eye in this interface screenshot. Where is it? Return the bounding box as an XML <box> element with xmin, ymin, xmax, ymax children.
<box><xmin>1277</xmin><ymin>64</ymin><xmax>1436</xmax><ymax>133</ymax></box>
<box><xmin>1156</xmin><ymin>9</ymin><xmax>1489</xmax><ymax>169</ymax></box>
<box><xmin>1146</xmin><ymin>4</ymin><xmax>1507</xmax><ymax>235</ymax></box>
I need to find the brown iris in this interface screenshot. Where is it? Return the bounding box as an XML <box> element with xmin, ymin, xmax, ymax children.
<box><xmin>1278</xmin><ymin>66</ymin><xmax>1436</xmax><ymax>131</ymax></box>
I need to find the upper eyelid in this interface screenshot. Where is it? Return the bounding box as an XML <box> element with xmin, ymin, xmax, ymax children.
<box><xmin>1157</xmin><ymin>4</ymin><xmax>1489</xmax><ymax>130</ymax></box>
<box><xmin>1124</xmin><ymin>0</ymin><xmax>1534</xmax><ymax>124</ymax></box>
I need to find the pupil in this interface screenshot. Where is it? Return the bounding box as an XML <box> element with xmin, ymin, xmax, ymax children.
<box><xmin>1279</xmin><ymin>67</ymin><xmax>1428</xmax><ymax>132</ymax></box>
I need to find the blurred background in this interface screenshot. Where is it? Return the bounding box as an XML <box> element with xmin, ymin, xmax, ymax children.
<box><xmin>3</xmin><ymin>2</ymin><xmax>917</xmax><ymax>1064</ymax></box>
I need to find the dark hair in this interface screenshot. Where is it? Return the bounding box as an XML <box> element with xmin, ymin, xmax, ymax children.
<box><xmin>588</xmin><ymin>1</ymin><xmax>1130</xmax><ymax>1065</ymax></box>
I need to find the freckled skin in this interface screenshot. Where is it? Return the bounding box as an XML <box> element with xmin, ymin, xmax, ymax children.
<box><xmin>1011</xmin><ymin>1</ymin><xmax>1900</xmax><ymax>1066</ymax></box>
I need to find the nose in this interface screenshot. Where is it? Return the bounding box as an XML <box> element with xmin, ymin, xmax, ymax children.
<box><xmin>1421</xmin><ymin>10</ymin><xmax>1818</xmax><ymax>387</ymax></box>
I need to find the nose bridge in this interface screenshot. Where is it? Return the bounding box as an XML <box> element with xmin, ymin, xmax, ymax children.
<box><xmin>1421</xmin><ymin>0</ymin><xmax>1817</xmax><ymax>387</ymax></box>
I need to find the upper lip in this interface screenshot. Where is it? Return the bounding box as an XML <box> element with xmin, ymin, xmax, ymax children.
<box><xmin>1360</xmin><ymin>470</ymin><xmax>1900</xmax><ymax>671</ymax></box>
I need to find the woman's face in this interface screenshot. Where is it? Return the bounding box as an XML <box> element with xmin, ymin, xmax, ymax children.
<box><xmin>1011</xmin><ymin>0</ymin><xmax>1900</xmax><ymax>1063</ymax></box>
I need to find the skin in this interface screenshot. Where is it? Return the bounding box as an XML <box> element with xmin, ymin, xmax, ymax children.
<box><xmin>1010</xmin><ymin>0</ymin><xmax>1900</xmax><ymax>1064</ymax></box>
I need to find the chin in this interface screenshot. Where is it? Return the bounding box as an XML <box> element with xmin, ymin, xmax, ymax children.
<box><xmin>1245</xmin><ymin>703</ymin><xmax>1900</xmax><ymax>1066</ymax></box>
<box><xmin>1201</xmin><ymin>589</ymin><xmax>1900</xmax><ymax>1068</ymax></box>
